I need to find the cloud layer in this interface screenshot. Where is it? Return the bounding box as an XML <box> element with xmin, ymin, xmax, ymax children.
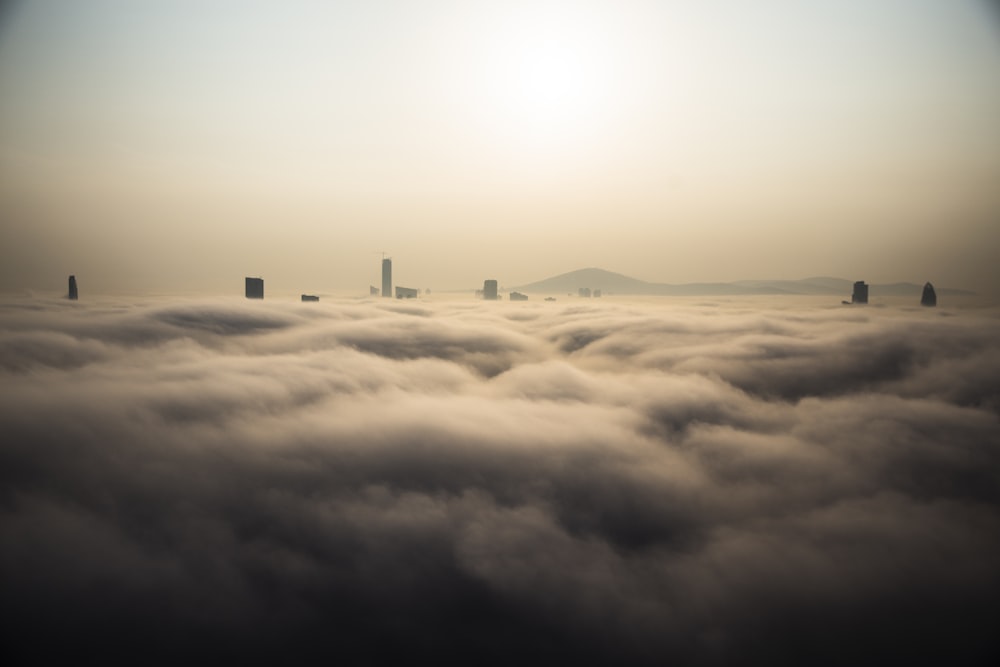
<box><xmin>2</xmin><ymin>296</ymin><xmax>999</xmax><ymax>664</ymax></box>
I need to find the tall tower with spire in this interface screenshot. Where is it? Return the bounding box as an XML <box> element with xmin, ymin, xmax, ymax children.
<box><xmin>382</xmin><ymin>257</ymin><xmax>392</xmax><ymax>298</ymax></box>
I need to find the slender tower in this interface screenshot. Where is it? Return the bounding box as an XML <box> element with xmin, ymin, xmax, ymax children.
<box><xmin>382</xmin><ymin>257</ymin><xmax>392</xmax><ymax>298</ymax></box>
<box><xmin>68</xmin><ymin>275</ymin><xmax>78</xmax><ymax>300</ymax></box>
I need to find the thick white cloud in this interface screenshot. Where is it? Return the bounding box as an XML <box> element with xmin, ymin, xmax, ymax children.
<box><xmin>1</xmin><ymin>296</ymin><xmax>999</xmax><ymax>664</ymax></box>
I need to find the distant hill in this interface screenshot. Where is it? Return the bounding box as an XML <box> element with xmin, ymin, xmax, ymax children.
<box><xmin>516</xmin><ymin>268</ymin><xmax>657</xmax><ymax>295</ymax></box>
<box><xmin>515</xmin><ymin>268</ymin><xmax>974</xmax><ymax>297</ymax></box>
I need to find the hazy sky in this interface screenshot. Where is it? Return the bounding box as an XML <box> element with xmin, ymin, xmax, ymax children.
<box><xmin>1</xmin><ymin>0</ymin><xmax>999</xmax><ymax>294</ymax></box>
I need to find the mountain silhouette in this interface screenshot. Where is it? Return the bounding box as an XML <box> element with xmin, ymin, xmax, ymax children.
<box><xmin>515</xmin><ymin>268</ymin><xmax>974</xmax><ymax>297</ymax></box>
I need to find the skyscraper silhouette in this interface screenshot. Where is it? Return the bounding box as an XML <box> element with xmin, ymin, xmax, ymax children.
<box><xmin>245</xmin><ymin>277</ymin><xmax>264</xmax><ymax>299</ymax></box>
<box><xmin>483</xmin><ymin>279</ymin><xmax>498</xmax><ymax>300</ymax></box>
<box><xmin>851</xmin><ymin>281</ymin><xmax>868</xmax><ymax>304</ymax></box>
<box><xmin>68</xmin><ymin>275</ymin><xmax>78</xmax><ymax>300</ymax></box>
<box><xmin>921</xmin><ymin>282</ymin><xmax>937</xmax><ymax>307</ymax></box>
<box><xmin>382</xmin><ymin>258</ymin><xmax>392</xmax><ymax>298</ymax></box>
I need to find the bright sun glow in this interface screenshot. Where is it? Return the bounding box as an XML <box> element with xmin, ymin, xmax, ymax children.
<box><xmin>471</xmin><ymin>8</ymin><xmax>620</xmax><ymax>154</ymax></box>
<box><xmin>496</xmin><ymin>39</ymin><xmax>594</xmax><ymax>125</ymax></box>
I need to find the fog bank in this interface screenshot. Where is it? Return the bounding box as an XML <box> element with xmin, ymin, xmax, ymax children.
<box><xmin>2</xmin><ymin>296</ymin><xmax>998</xmax><ymax>664</ymax></box>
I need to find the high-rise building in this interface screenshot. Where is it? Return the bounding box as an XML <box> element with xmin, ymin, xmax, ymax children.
<box><xmin>301</xmin><ymin>294</ymin><xmax>319</xmax><ymax>302</ymax></box>
<box><xmin>483</xmin><ymin>279</ymin><xmax>498</xmax><ymax>300</ymax></box>
<box><xmin>851</xmin><ymin>281</ymin><xmax>868</xmax><ymax>304</ymax></box>
<box><xmin>382</xmin><ymin>258</ymin><xmax>392</xmax><ymax>298</ymax></box>
<box><xmin>921</xmin><ymin>282</ymin><xmax>937</xmax><ymax>307</ymax></box>
<box><xmin>509</xmin><ymin>291</ymin><xmax>528</xmax><ymax>301</ymax></box>
<box><xmin>68</xmin><ymin>275</ymin><xmax>78</xmax><ymax>300</ymax></box>
<box><xmin>395</xmin><ymin>286</ymin><xmax>418</xmax><ymax>299</ymax></box>
<box><xmin>370</xmin><ymin>285</ymin><xmax>380</xmax><ymax>296</ymax></box>
<box><xmin>245</xmin><ymin>277</ymin><xmax>264</xmax><ymax>299</ymax></box>
<box><xmin>578</xmin><ymin>287</ymin><xmax>592</xmax><ymax>298</ymax></box>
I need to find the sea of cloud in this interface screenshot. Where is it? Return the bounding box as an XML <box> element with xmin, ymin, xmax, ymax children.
<box><xmin>1</xmin><ymin>295</ymin><xmax>998</xmax><ymax>664</ymax></box>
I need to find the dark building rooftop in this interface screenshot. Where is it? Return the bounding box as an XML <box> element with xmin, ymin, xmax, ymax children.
<box><xmin>245</xmin><ymin>277</ymin><xmax>264</xmax><ymax>299</ymax></box>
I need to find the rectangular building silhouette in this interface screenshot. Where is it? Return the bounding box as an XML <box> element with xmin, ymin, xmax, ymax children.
<box><xmin>483</xmin><ymin>279</ymin><xmax>498</xmax><ymax>300</ymax></box>
<box><xmin>245</xmin><ymin>277</ymin><xmax>264</xmax><ymax>299</ymax></box>
<box><xmin>852</xmin><ymin>281</ymin><xmax>868</xmax><ymax>304</ymax></box>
